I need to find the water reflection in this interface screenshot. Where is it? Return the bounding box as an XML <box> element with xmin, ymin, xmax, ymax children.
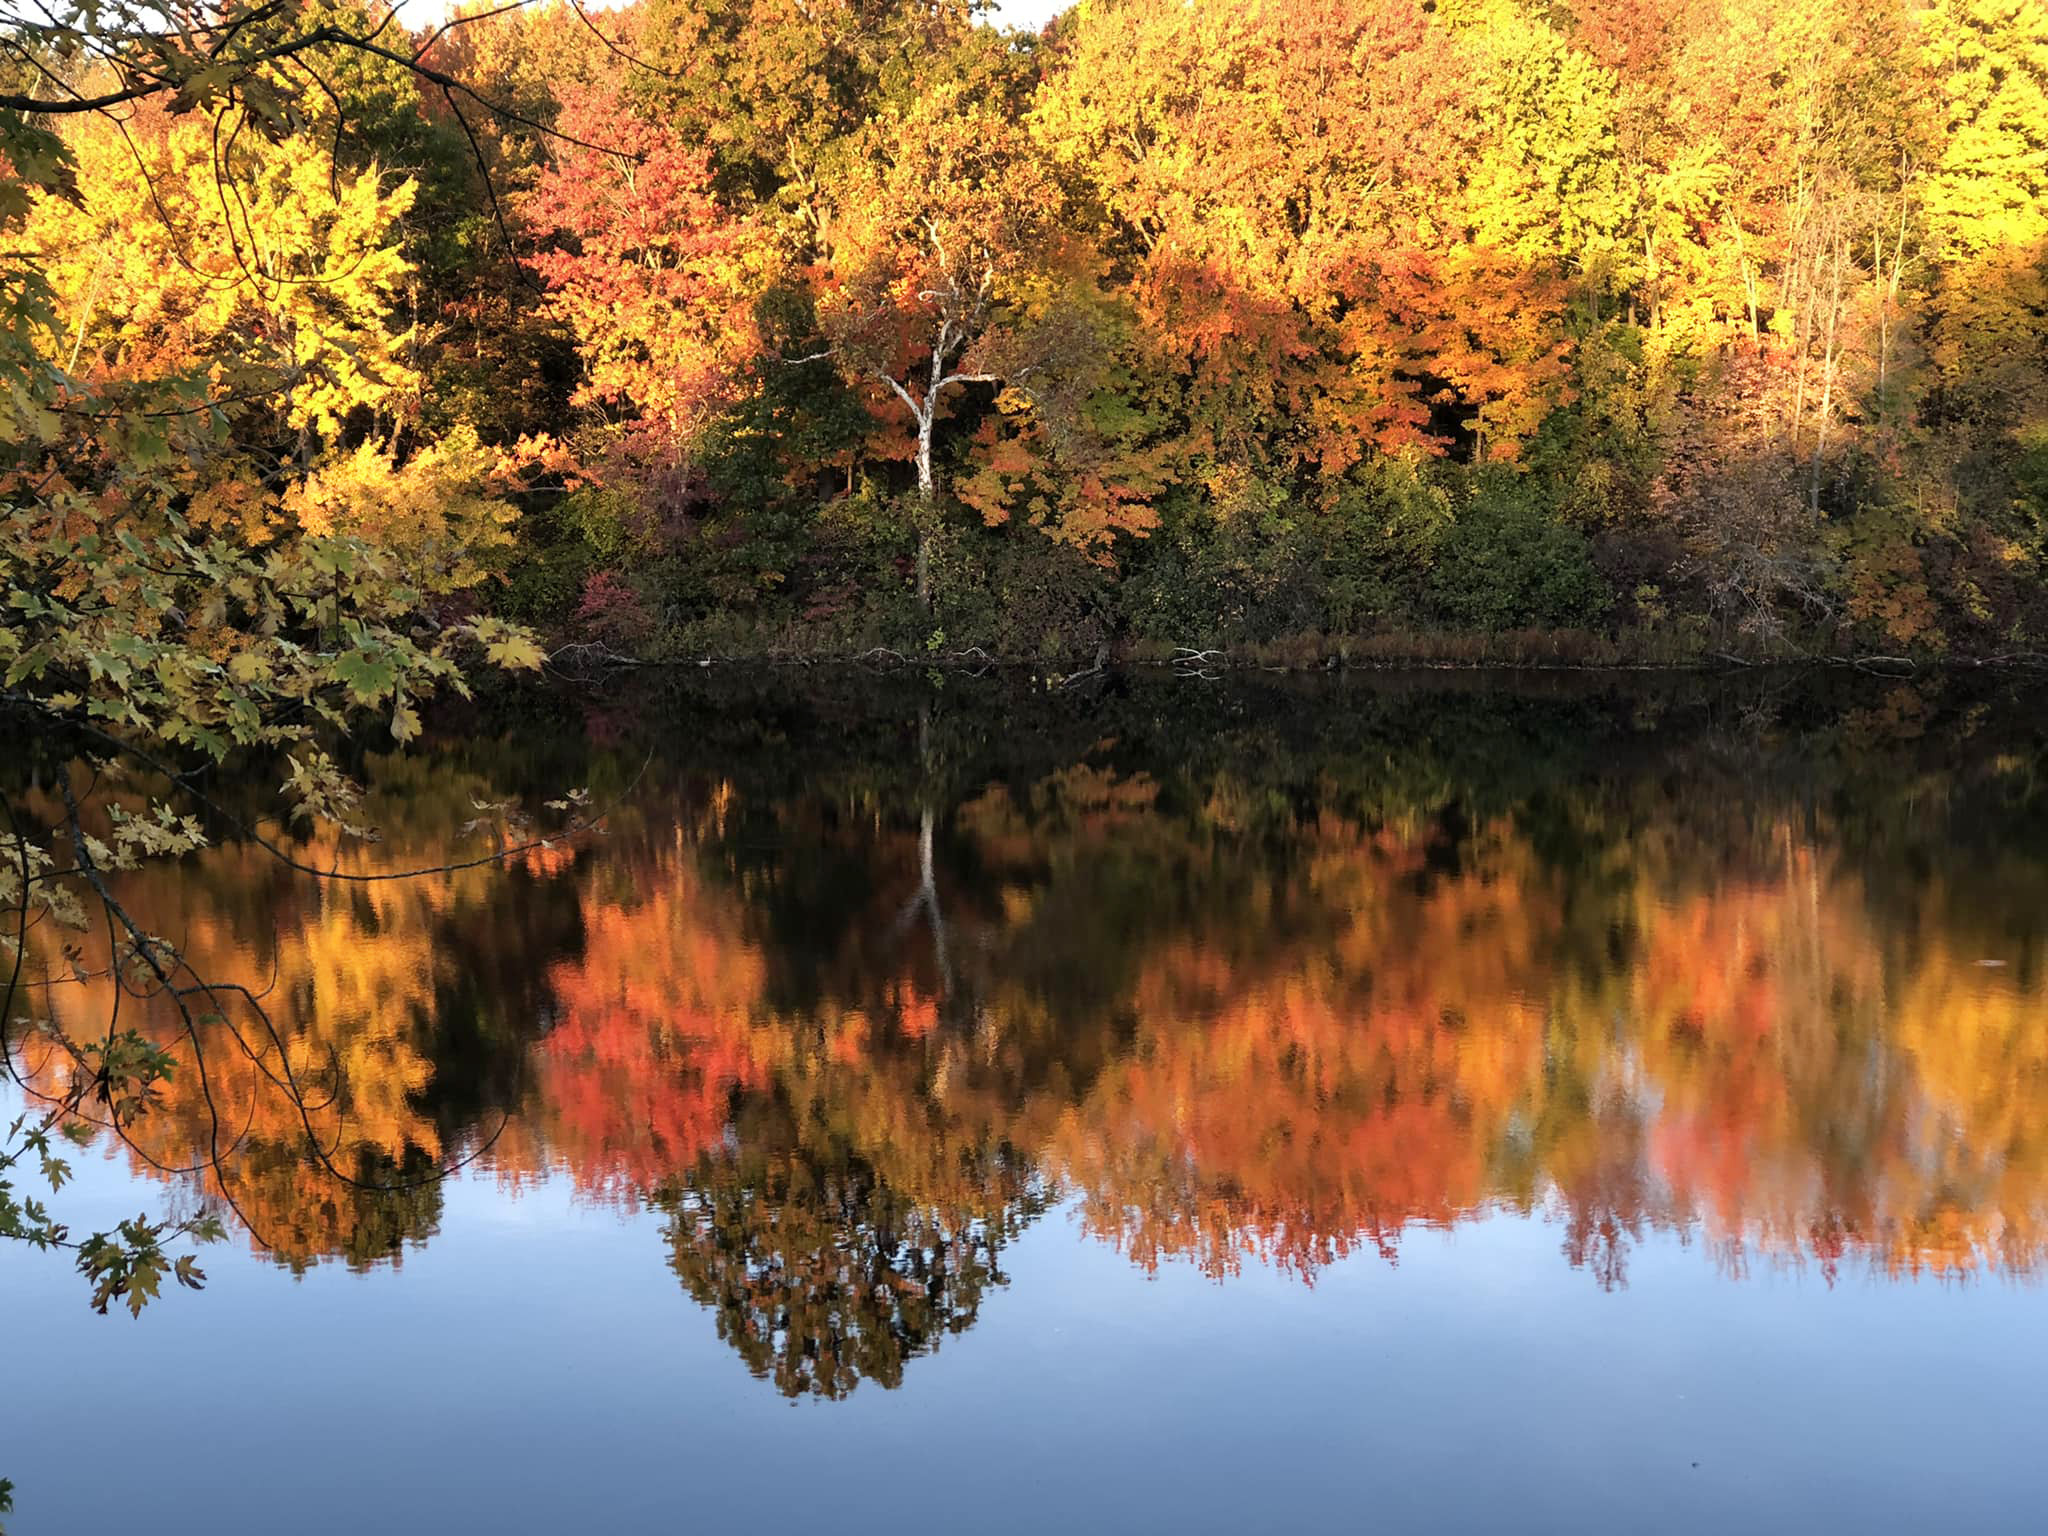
<box><xmin>21</xmin><ymin>672</ymin><xmax>2048</xmax><ymax>1393</ymax></box>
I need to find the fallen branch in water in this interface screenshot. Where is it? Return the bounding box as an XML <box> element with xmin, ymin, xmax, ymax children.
<box><xmin>545</xmin><ymin>641</ymin><xmax>659</xmax><ymax>679</ymax></box>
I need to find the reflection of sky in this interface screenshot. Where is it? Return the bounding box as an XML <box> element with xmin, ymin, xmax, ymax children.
<box><xmin>8</xmin><ymin>1086</ymin><xmax>2046</xmax><ymax>1535</ymax></box>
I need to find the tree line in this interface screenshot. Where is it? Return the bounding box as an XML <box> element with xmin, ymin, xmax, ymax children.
<box><xmin>7</xmin><ymin>0</ymin><xmax>2047</xmax><ymax>668</ymax></box>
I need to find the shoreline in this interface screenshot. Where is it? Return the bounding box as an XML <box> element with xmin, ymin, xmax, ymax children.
<box><xmin>542</xmin><ymin>634</ymin><xmax>2046</xmax><ymax>680</ymax></box>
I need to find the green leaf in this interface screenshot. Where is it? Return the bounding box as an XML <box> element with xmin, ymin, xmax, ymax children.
<box><xmin>333</xmin><ymin>647</ymin><xmax>399</xmax><ymax>702</ymax></box>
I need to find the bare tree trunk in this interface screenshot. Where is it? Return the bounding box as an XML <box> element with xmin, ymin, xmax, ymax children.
<box><xmin>1780</xmin><ymin>172</ymin><xmax>1810</xmax><ymax>448</ymax></box>
<box><xmin>66</xmin><ymin>249</ymin><xmax>111</xmax><ymax>374</ymax></box>
<box><xmin>1644</xmin><ymin>230</ymin><xmax>1662</xmax><ymax>331</ymax></box>
<box><xmin>870</xmin><ymin>301</ymin><xmax>1008</xmax><ymax>619</ymax></box>
<box><xmin>1811</xmin><ymin>232</ymin><xmax>1846</xmax><ymax>516</ymax></box>
<box><xmin>914</xmin><ymin>415</ymin><xmax>935</xmax><ymax>613</ymax></box>
<box><xmin>1728</xmin><ymin>214</ymin><xmax>1760</xmax><ymax>343</ymax></box>
<box><xmin>915</xmin><ymin>516</ymin><xmax>931</xmax><ymax>612</ymax></box>
<box><xmin>1875</xmin><ymin>175</ymin><xmax>1909</xmax><ymax>411</ymax></box>
<box><xmin>1791</xmin><ymin>251</ymin><xmax>1814</xmax><ymax>453</ymax></box>
<box><xmin>895</xmin><ymin>703</ymin><xmax>951</xmax><ymax>999</ymax></box>
<box><xmin>916</xmin><ymin>803</ymin><xmax>949</xmax><ymax>997</ymax></box>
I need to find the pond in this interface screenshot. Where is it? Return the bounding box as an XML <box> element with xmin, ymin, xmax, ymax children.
<box><xmin>7</xmin><ymin>669</ymin><xmax>2048</xmax><ymax>1533</ymax></box>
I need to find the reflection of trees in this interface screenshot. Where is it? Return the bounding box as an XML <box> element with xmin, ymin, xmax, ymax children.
<box><xmin>676</xmin><ymin>702</ymin><xmax>2048</xmax><ymax>1291</ymax></box>
<box><xmin>23</xmin><ymin>750</ymin><xmax>584</xmax><ymax>1270</ymax></box>
<box><xmin>1052</xmin><ymin>814</ymin><xmax>1559</xmax><ymax>1277</ymax></box>
<box><xmin>581</xmin><ymin>718</ymin><xmax>2048</xmax><ymax>1304</ymax></box>
<box><xmin>531</xmin><ymin>815</ymin><xmax>780</xmax><ymax>1199</ymax></box>
<box><xmin>210</xmin><ymin>1145</ymin><xmax>447</xmax><ymax>1273</ymax></box>
<box><xmin>659</xmin><ymin>1122</ymin><xmax>1046</xmax><ymax>1398</ymax></box>
<box><xmin>27</xmin><ymin>675</ymin><xmax>2048</xmax><ymax>1366</ymax></box>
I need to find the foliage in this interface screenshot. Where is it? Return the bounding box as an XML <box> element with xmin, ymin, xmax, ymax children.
<box><xmin>0</xmin><ymin>0</ymin><xmax>2007</xmax><ymax>658</ymax></box>
<box><xmin>352</xmin><ymin>0</ymin><xmax>2047</xmax><ymax>657</ymax></box>
<box><xmin>0</xmin><ymin>0</ymin><xmax>550</xmax><ymax>1377</ymax></box>
<box><xmin>8</xmin><ymin>0</ymin><xmax>2048</xmax><ymax>1502</ymax></box>
<box><xmin>1426</xmin><ymin>473</ymin><xmax>1610</xmax><ymax>632</ymax></box>
<box><xmin>22</xmin><ymin>104</ymin><xmax>421</xmax><ymax>439</ymax></box>
<box><xmin>285</xmin><ymin>426</ymin><xmax>522</xmax><ymax>594</ymax></box>
<box><xmin>524</xmin><ymin>84</ymin><xmax>766</xmax><ymax>443</ymax></box>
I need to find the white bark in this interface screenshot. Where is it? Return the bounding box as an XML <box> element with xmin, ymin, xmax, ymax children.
<box><xmin>875</xmin><ymin>317</ymin><xmax>1002</xmax><ymax>612</ymax></box>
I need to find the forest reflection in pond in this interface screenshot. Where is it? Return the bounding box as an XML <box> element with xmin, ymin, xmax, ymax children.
<box><xmin>20</xmin><ymin>668</ymin><xmax>2048</xmax><ymax>1400</ymax></box>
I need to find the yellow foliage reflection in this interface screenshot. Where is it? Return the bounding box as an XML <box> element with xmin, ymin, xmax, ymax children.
<box><xmin>25</xmin><ymin>741</ymin><xmax>2048</xmax><ymax>1325</ymax></box>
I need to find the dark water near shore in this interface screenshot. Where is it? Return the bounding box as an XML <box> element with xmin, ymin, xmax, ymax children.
<box><xmin>9</xmin><ymin>668</ymin><xmax>2048</xmax><ymax>1532</ymax></box>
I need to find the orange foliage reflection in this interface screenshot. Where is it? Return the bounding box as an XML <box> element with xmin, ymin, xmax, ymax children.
<box><xmin>24</xmin><ymin>745</ymin><xmax>2048</xmax><ymax>1325</ymax></box>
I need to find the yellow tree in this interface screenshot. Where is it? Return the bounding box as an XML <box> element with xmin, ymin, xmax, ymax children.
<box><xmin>24</xmin><ymin>103</ymin><xmax>421</xmax><ymax>442</ymax></box>
<box><xmin>1917</xmin><ymin>0</ymin><xmax>2048</xmax><ymax>432</ymax></box>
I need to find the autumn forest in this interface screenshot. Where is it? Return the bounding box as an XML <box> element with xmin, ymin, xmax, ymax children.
<box><xmin>7</xmin><ymin>5</ymin><xmax>2048</xmax><ymax>1525</ymax></box>
<box><xmin>6</xmin><ymin>0</ymin><xmax>2048</xmax><ymax>669</ymax></box>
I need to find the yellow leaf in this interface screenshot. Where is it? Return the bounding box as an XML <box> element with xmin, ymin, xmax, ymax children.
<box><xmin>484</xmin><ymin>633</ymin><xmax>547</xmax><ymax>671</ymax></box>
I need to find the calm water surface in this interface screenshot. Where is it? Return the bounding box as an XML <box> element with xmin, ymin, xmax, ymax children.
<box><xmin>8</xmin><ymin>670</ymin><xmax>2048</xmax><ymax>1532</ymax></box>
